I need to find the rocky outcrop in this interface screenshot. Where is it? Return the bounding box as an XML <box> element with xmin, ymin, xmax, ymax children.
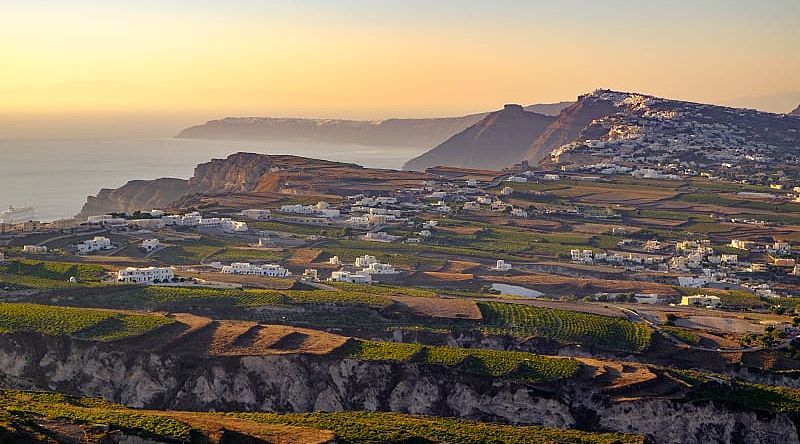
<box><xmin>77</xmin><ymin>153</ymin><xmax>429</xmax><ymax>217</ymax></box>
<box><xmin>0</xmin><ymin>332</ymin><xmax>797</xmax><ymax>444</ymax></box>
<box><xmin>403</xmin><ymin>105</ymin><xmax>555</xmax><ymax>171</ymax></box>
<box><xmin>77</xmin><ymin>178</ymin><xmax>188</xmax><ymax>219</ymax></box>
<box><xmin>791</xmin><ymin>104</ymin><xmax>800</xmax><ymax>116</ymax></box>
<box><xmin>524</xmin><ymin>93</ymin><xmax>619</xmax><ymax>163</ymax></box>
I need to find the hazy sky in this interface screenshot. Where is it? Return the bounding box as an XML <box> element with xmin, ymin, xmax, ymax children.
<box><xmin>1</xmin><ymin>0</ymin><xmax>799</xmax><ymax>134</ymax></box>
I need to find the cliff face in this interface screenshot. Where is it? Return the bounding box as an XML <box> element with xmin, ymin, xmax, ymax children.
<box><xmin>524</xmin><ymin>94</ymin><xmax>619</xmax><ymax>163</ymax></box>
<box><xmin>0</xmin><ymin>332</ymin><xmax>797</xmax><ymax>444</ymax></box>
<box><xmin>177</xmin><ymin>114</ymin><xmax>488</xmax><ymax>148</ymax></box>
<box><xmin>403</xmin><ymin>104</ymin><xmax>556</xmax><ymax>171</ymax></box>
<box><xmin>77</xmin><ymin>153</ymin><xmax>424</xmax><ymax>217</ymax></box>
<box><xmin>175</xmin><ymin>103</ymin><xmax>574</xmax><ymax>148</ymax></box>
<box><xmin>77</xmin><ymin>178</ymin><xmax>188</xmax><ymax>219</ymax></box>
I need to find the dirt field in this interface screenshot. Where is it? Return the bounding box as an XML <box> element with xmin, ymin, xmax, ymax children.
<box><xmin>287</xmin><ymin>248</ymin><xmax>323</xmax><ymax>266</ymax></box>
<box><xmin>439</xmin><ymin>260</ymin><xmax>481</xmax><ymax>273</ymax></box>
<box><xmin>390</xmin><ymin>295</ymin><xmax>482</xmax><ymax>320</ymax></box>
<box><xmin>487</xmin><ymin>274</ymin><xmax>678</xmax><ymax>297</ymax></box>
<box><xmin>208</xmin><ymin>322</ymin><xmax>349</xmax><ymax>356</ymax></box>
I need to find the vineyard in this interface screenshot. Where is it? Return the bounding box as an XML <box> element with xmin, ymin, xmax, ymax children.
<box><xmin>0</xmin><ymin>259</ymin><xmax>106</xmax><ymax>289</ymax></box>
<box><xmin>68</xmin><ymin>286</ymin><xmax>394</xmax><ymax>311</ymax></box>
<box><xmin>340</xmin><ymin>340</ymin><xmax>580</xmax><ymax>383</ymax></box>
<box><xmin>0</xmin><ymin>303</ymin><xmax>173</xmax><ymax>340</ymax></box>
<box><xmin>234</xmin><ymin>411</ymin><xmax>644</xmax><ymax>444</ymax></box>
<box><xmin>0</xmin><ymin>390</ymin><xmax>644</xmax><ymax>444</ymax></box>
<box><xmin>478</xmin><ymin>302</ymin><xmax>652</xmax><ymax>352</ymax></box>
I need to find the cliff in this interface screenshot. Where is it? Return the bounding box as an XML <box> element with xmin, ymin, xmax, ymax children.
<box><xmin>791</xmin><ymin>104</ymin><xmax>800</xmax><ymax>116</ymax></box>
<box><xmin>403</xmin><ymin>104</ymin><xmax>555</xmax><ymax>171</ymax></box>
<box><xmin>78</xmin><ymin>153</ymin><xmax>429</xmax><ymax>217</ymax></box>
<box><xmin>526</xmin><ymin>89</ymin><xmax>800</xmax><ymax>168</ymax></box>
<box><xmin>0</xmin><ymin>332</ymin><xmax>797</xmax><ymax>444</ymax></box>
<box><xmin>177</xmin><ymin>114</ymin><xmax>488</xmax><ymax>148</ymax></box>
<box><xmin>77</xmin><ymin>178</ymin><xmax>188</xmax><ymax>219</ymax></box>
<box><xmin>175</xmin><ymin>103</ymin><xmax>573</xmax><ymax>148</ymax></box>
<box><xmin>524</xmin><ymin>94</ymin><xmax>619</xmax><ymax>163</ymax></box>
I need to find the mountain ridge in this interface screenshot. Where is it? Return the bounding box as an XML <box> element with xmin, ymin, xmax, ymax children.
<box><xmin>175</xmin><ymin>102</ymin><xmax>573</xmax><ymax>148</ymax></box>
<box><xmin>403</xmin><ymin>104</ymin><xmax>556</xmax><ymax>171</ymax></box>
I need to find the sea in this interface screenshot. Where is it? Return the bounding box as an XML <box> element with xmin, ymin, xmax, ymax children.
<box><xmin>0</xmin><ymin>138</ymin><xmax>426</xmax><ymax>222</ymax></box>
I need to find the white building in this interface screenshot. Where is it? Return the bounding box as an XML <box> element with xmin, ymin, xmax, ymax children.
<box><xmin>466</xmin><ymin>179</ymin><xmax>478</xmax><ymax>187</ymax></box>
<box><xmin>720</xmin><ymin>254</ymin><xmax>738</xmax><ymax>265</ymax></box>
<box><xmin>492</xmin><ymin>260</ymin><xmax>512</xmax><ymax>271</ymax></box>
<box><xmin>141</xmin><ymin>239</ymin><xmax>160</xmax><ymax>252</ymax></box>
<box><xmin>221</xmin><ymin>262</ymin><xmax>291</xmax><ymax>277</ymax></box>
<box><xmin>355</xmin><ymin>255</ymin><xmax>379</xmax><ymax>268</ymax></box>
<box><xmin>506</xmin><ymin>176</ymin><xmax>528</xmax><ymax>183</ymax></box>
<box><xmin>22</xmin><ymin>245</ymin><xmax>47</xmax><ymax>254</ymax></box>
<box><xmin>328</xmin><ymin>270</ymin><xmax>372</xmax><ymax>284</ymax></box>
<box><xmin>511</xmin><ymin>208</ymin><xmax>528</xmax><ymax>218</ymax></box>
<box><xmin>0</xmin><ymin>252</ymin><xmax>4</xmax><ymax>263</ymax></box>
<box><xmin>242</xmin><ymin>209</ymin><xmax>272</xmax><ymax>221</ymax></box>
<box><xmin>363</xmin><ymin>231</ymin><xmax>398</xmax><ymax>242</ymax></box>
<box><xmin>329</xmin><ymin>256</ymin><xmax>342</xmax><ymax>266</ymax></box>
<box><xmin>543</xmin><ymin>174</ymin><xmax>560</xmax><ymax>181</ymax></box>
<box><xmin>76</xmin><ymin>236</ymin><xmax>112</xmax><ymax>254</ymax></box>
<box><xmin>500</xmin><ymin>186</ymin><xmax>514</xmax><ymax>196</ymax></box>
<box><xmin>571</xmin><ymin>249</ymin><xmax>593</xmax><ymax>263</ymax></box>
<box><xmin>362</xmin><ymin>262</ymin><xmax>398</xmax><ymax>275</ymax></box>
<box><xmin>463</xmin><ymin>201</ymin><xmax>480</xmax><ymax>211</ymax></box>
<box><xmin>730</xmin><ymin>239</ymin><xmax>755</xmax><ymax>251</ymax></box>
<box><xmin>117</xmin><ymin>267</ymin><xmax>175</xmax><ymax>284</ymax></box>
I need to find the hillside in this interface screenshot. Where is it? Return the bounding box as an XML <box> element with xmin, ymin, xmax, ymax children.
<box><xmin>791</xmin><ymin>104</ymin><xmax>800</xmax><ymax>116</ymax></box>
<box><xmin>526</xmin><ymin>90</ymin><xmax>800</xmax><ymax>171</ymax></box>
<box><xmin>78</xmin><ymin>153</ymin><xmax>430</xmax><ymax>217</ymax></box>
<box><xmin>175</xmin><ymin>102</ymin><xmax>572</xmax><ymax>148</ymax></box>
<box><xmin>403</xmin><ymin>104</ymin><xmax>556</xmax><ymax>171</ymax></box>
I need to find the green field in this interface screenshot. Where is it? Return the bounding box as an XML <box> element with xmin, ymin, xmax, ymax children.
<box><xmin>672</xmin><ymin>369</ymin><xmax>800</xmax><ymax>414</ymax></box>
<box><xmin>0</xmin><ymin>389</ymin><xmax>643</xmax><ymax>444</ymax></box>
<box><xmin>478</xmin><ymin>302</ymin><xmax>653</xmax><ymax>352</ymax></box>
<box><xmin>0</xmin><ymin>259</ymin><xmax>106</xmax><ymax>289</ymax></box>
<box><xmin>234</xmin><ymin>411</ymin><xmax>643</xmax><ymax>444</ymax></box>
<box><xmin>340</xmin><ymin>339</ymin><xmax>580</xmax><ymax>383</ymax></box>
<box><xmin>0</xmin><ymin>303</ymin><xmax>172</xmax><ymax>340</ymax></box>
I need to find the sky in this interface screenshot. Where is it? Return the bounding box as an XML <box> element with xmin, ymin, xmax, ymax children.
<box><xmin>1</xmin><ymin>0</ymin><xmax>799</xmax><ymax>137</ymax></box>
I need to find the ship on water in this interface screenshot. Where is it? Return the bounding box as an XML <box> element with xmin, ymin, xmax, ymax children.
<box><xmin>0</xmin><ymin>205</ymin><xmax>35</xmax><ymax>224</ymax></box>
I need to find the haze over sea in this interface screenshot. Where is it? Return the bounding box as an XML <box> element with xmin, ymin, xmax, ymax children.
<box><xmin>0</xmin><ymin>138</ymin><xmax>424</xmax><ymax>222</ymax></box>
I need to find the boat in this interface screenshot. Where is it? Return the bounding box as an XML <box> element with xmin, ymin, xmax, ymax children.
<box><xmin>0</xmin><ymin>205</ymin><xmax>35</xmax><ymax>224</ymax></box>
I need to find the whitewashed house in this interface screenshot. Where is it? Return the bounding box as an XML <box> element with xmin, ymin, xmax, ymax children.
<box><xmin>22</xmin><ymin>245</ymin><xmax>47</xmax><ymax>254</ymax></box>
<box><xmin>76</xmin><ymin>236</ymin><xmax>112</xmax><ymax>254</ymax></box>
<box><xmin>141</xmin><ymin>239</ymin><xmax>160</xmax><ymax>252</ymax></box>
<box><xmin>328</xmin><ymin>270</ymin><xmax>371</xmax><ymax>284</ymax></box>
<box><xmin>221</xmin><ymin>262</ymin><xmax>291</xmax><ymax>277</ymax></box>
<box><xmin>117</xmin><ymin>267</ymin><xmax>174</xmax><ymax>284</ymax></box>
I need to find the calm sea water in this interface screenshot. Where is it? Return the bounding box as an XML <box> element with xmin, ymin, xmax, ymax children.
<box><xmin>0</xmin><ymin>138</ymin><xmax>425</xmax><ymax>221</ymax></box>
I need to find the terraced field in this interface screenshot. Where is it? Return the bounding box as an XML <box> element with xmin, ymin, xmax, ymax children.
<box><xmin>478</xmin><ymin>301</ymin><xmax>653</xmax><ymax>352</ymax></box>
<box><xmin>0</xmin><ymin>390</ymin><xmax>644</xmax><ymax>444</ymax></box>
<box><xmin>0</xmin><ymin>303</ymin><xmax>173</xmax><ymax>340</ymax></box>
<box><xmin>0</xmin><ymin>259</ymin><xmax>107</xmax><ymax>289</ymax></box>
<box><xmin>341</xmin><ymin>339</ymin><xmax>580</xmax><ymax>383</ymax></box>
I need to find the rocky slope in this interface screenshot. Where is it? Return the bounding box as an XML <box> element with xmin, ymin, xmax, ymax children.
<box><xmin>78</xmin><ymin>153</ymin><xmax>429</xmax><ymax>218</ymax></box>
<box><xmin>791</xmin><ymin>104</ymin><xmax>800</xmax><ymax>116</ymax></box>
<box><xmin>403</xmin><ymin>104</ymin><xmax>555</xmax><ymax>171</ymax></box>
<box><xmin>175</xmin><ymin>103</ymin><xmax>572</xmax><ymax>148</ymax></box>
<box><xmin>77</xmin><ymin>178</ymin><xmax>189</xmax><ymax>219</ymax></box>
<box><xmin>526</xmin><ymin>89</ymin><xmax>800</xmax><ymax>170</ymax></box>
<box><xmin>0</xmin><ymin>332</ymin><xmax>797</xmax><ymax>444</ymax></box>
